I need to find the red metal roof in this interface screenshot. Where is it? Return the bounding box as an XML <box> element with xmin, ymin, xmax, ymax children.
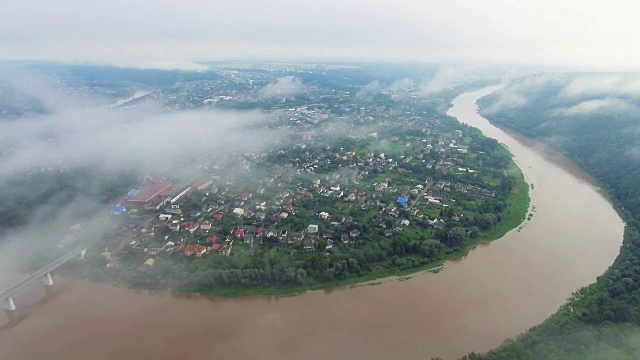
<box><xmin>183</xmin><ymin>222</ymin><xmax>197</xmax><ymax>230</ymax></box>
<box><xmin>128</xmin><ymin>180</ymin><xmax>173</xmax><ymax>204</ymax></box>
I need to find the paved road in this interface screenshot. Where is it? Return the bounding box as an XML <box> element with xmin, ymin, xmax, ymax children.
<box><xmin>0</xmin><ymin>244</ymin><xmax>87</xmax><ymax>300</ymax></box>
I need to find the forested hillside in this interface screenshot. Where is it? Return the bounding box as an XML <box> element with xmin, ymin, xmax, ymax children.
<box><xmin>464</xmin><ymin>74</ymin><xmax>640</xmax><ymax>359</ymax></box>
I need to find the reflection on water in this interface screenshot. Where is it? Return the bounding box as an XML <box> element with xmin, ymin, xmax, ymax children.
<box><xmin>0</xmin><ymin>87</ymin><xmax>625</xmax><ymax>359</ymax></box>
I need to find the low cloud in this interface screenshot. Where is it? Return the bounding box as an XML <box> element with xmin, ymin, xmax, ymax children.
<box><xmin>561</xmin><ymin>75</ymin><xmax>640</xmax><ymax>98</ymax></box>
<box><xmin>356</xmin><ymin>80</ymin><xmax>382</xmax><ymax>99</ymax></box>
<box><xmin>553</xmin><ymin>98</ymin><xmax>636</xmax><ymax>116</ymax></box>
<box><xmin>357</xmin><ymin>78</ymin><xmax>416</xmax><ymax>98</ymax></box>
<box><xmin>387</xmin><ymin>78</ymin><xmax>414</xmax><ymax>91</ymax></box>
<box><xmin>481</xmin><ymin>74</ymin><xmax>559</xmax><ymax>114</ymax></box>
<box><xmin>0</xmin><ymin>106</ymin><xmax>287</xmax><ymax>181</ymax></box>
<box><xmin>419</xmin><ymin>66</ymin><xmax>467</xmax><ymax>96</ymax></box>
<box><xmin>483</xmin><ymin>91</ymin><xmax>529</xmax><ymax>114</ymax></box>
<box><xmin>481</xmin><ymin>72</ymin><xmax>640</xmax><ymax>123</ymax></box>
<box><xmin>258</xmin><ymin>76</ymin><xmax>305</xmax><ymax>99</ymax></box>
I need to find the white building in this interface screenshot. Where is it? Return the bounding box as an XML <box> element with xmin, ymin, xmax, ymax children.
<box><xmin>307</xmin><ymin>224</ymin><xmax>319</xmax><ymax>234</ymax></box>
<box><xmin>233</xmin><ymin>208</ymin><xmax>245</xmax><ymax>217</ymax></box>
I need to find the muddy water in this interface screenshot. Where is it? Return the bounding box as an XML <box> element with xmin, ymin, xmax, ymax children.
<box><xmin>0</xmin><ymin>87</ymin><xmax>624</xmax><ymax>360</ymax></box>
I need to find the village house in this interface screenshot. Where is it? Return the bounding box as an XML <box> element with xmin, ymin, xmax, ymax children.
<box><xmin>277</xmin><ymin>230</ymin><xmax>288</xmax><ymax>242</ymax></box>
<box><xmin>169</xmin><ymin>220</ymin><xmax>180</xmax><ymax>232</ymax></box>
<box><xmin>183</xmin><ymin>222</ymin><xmax>199</xmax><ymax>234</ymax></box>
<box><xmin>289</xmin><ymin>232</ymin><xmax>305</xmax><ymax>243</ymax></box>
<box><xmin>302</xmin><ymin>238</ymin><xmax>317</xmax><ymax>251</ymax></box>
<box><xmin>375</xmin><ymin>181</ymin><xmax>388</xmax><ymax>192</ymax></box>
<box><xmin>322</xmin><ymin>229</ymin><xmax>335</xmax><ymax>239</ymax></box>
<box><xmin>184</xmin><ymin>245</ymin><xmax>208</xmax><ymax>257</ymax></box>
<box><xmin>233</xmin><ymin>208</ymin><xmax>245</xmax><ymax>217</ymax></box>
<box><xmin>200</xmin><ymin>220</ymin><xmax>212</xmax><ymax>230</ymax></box>
<box><xmin>307</xmin><ymin>224</ymin><xmax>319</xmax><ymax>234</ymax></box>
<box><xmin>325</xmin><ymin>239</ymin><xmax>334</xmax><ymax>250</ymax></box>
<box><xmin>341</xmin><ymin>234</ymin><xmax>351</xmax><ymax>244</ymax></box>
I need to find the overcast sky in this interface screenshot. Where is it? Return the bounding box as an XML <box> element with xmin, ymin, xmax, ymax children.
<box><xmin>1</xmin><ymin>0</ymin><xmax>638</xmax><ymax>70</ymax></box>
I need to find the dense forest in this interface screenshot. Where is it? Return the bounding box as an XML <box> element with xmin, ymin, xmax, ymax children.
<box><xmin>464</xmin><ymin>74</ymin><xmax>640</xmax><ymax>359</ymax></box>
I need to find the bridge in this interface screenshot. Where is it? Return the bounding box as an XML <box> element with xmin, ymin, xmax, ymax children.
<box><xmin>1</xmin><ymin>244</ymin><xmax>87</xmax><ymax>312</ymax></box>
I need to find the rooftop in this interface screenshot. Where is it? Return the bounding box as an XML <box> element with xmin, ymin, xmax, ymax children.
<box><xmin>128</xmin><ymin>180</ymin><xmax>173</xmax><ymax>203</ymax></box>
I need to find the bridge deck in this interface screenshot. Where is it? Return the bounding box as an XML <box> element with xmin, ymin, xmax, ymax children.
<box><xmin>0</xmin><ymin>245</ymin><xmax>86</xmax><ymax>300</ymax></box>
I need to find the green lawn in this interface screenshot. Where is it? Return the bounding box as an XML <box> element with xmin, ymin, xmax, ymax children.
<box><xmin>480</xmin><ymin>161</ymin><xmax>530</xmax><ymax>241</ymax></box>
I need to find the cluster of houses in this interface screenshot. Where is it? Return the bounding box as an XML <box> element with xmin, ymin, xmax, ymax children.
<box><xmin>114</xmin><ymin>122</ymin><xmax>500</xmax><ymax>264</ymax></box>
<box><xmin>105</xmin><ymin>69</ymin><xmax>507</xmax><ymax>269</ymax></box>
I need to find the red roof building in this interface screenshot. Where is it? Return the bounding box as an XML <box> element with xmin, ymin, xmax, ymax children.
<box><xmin>185</xmin><ymin>245</ymin><xmax>207</xmax><ymax>257</ymax></box>
<box><xmin>207</xmin><ymin>236</ymin><xmax>220</xmax><ymax>243</ymax></box>
<box><xmin>254</xmin><ymin>227</ymin><xmax>265</xmax><ymax>237</ymax></box>
<box><xmin>183</xmin><ymin>222</ymin><xmax>199</xmax><ymax>233</ymax></box>
<box><xmin>127</xmin><ymin>180</ymin><xmax>174</xmax><ymax>207</ymax></box>
<box><xmin>210</xmin><ymin>244</ymin><xmax>222</xmax><ymax>251</ymax></box>
<box><xmin>234</xmin><ymin>228</ymin><xmax>245</xmax><ymax>239</ymax></box>
<box><xmin>213</xmin><ymin>214</ymin><xmax>223</xmax><ymax>220</ymax></box>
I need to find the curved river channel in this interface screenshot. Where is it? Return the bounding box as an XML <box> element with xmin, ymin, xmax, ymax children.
<box><xmin>0</xmin><ymin>87</ymin><xmax>625</xmax><ymax>359</ymax></box>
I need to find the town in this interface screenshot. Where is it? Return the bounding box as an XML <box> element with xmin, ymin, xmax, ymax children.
<box><xmin>66</xmin><ymin>64</ymin><xmax>524</xmax><ymax>292</ymax></box>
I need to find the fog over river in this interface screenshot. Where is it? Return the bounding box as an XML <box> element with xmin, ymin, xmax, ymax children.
<box><xmin>0</xmin><ymin>86</ymin><xmax>624</xmax><ymax>359</ymax></box>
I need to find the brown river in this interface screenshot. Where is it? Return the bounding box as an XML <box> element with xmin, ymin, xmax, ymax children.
<box><xmin>0</xmin><ymin>86</ymin><xmax>625</xmax><ymax>359</ymax></box>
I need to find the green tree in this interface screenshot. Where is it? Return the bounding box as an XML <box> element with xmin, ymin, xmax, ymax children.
<box><xmin>443</xmin><ymin>227</ymin><xmax>468</xmax><ymax>247</ymax></box>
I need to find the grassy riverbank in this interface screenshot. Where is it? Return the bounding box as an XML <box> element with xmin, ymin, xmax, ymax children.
<box><xmin>191</xmin><ymin>258</ymin><xmax>449</xmax><ymax>298</ymax></box>
<box><xmin>480</xmin><ymin>161</ymin><xmax>530</xmax><ymax>241</ymax></box>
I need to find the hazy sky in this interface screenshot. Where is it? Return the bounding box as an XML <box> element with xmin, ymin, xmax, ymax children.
<box><xmin>1</xmin><ymin>0</ymin><xmax>638</xmax><ymax>69</ymax></box>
